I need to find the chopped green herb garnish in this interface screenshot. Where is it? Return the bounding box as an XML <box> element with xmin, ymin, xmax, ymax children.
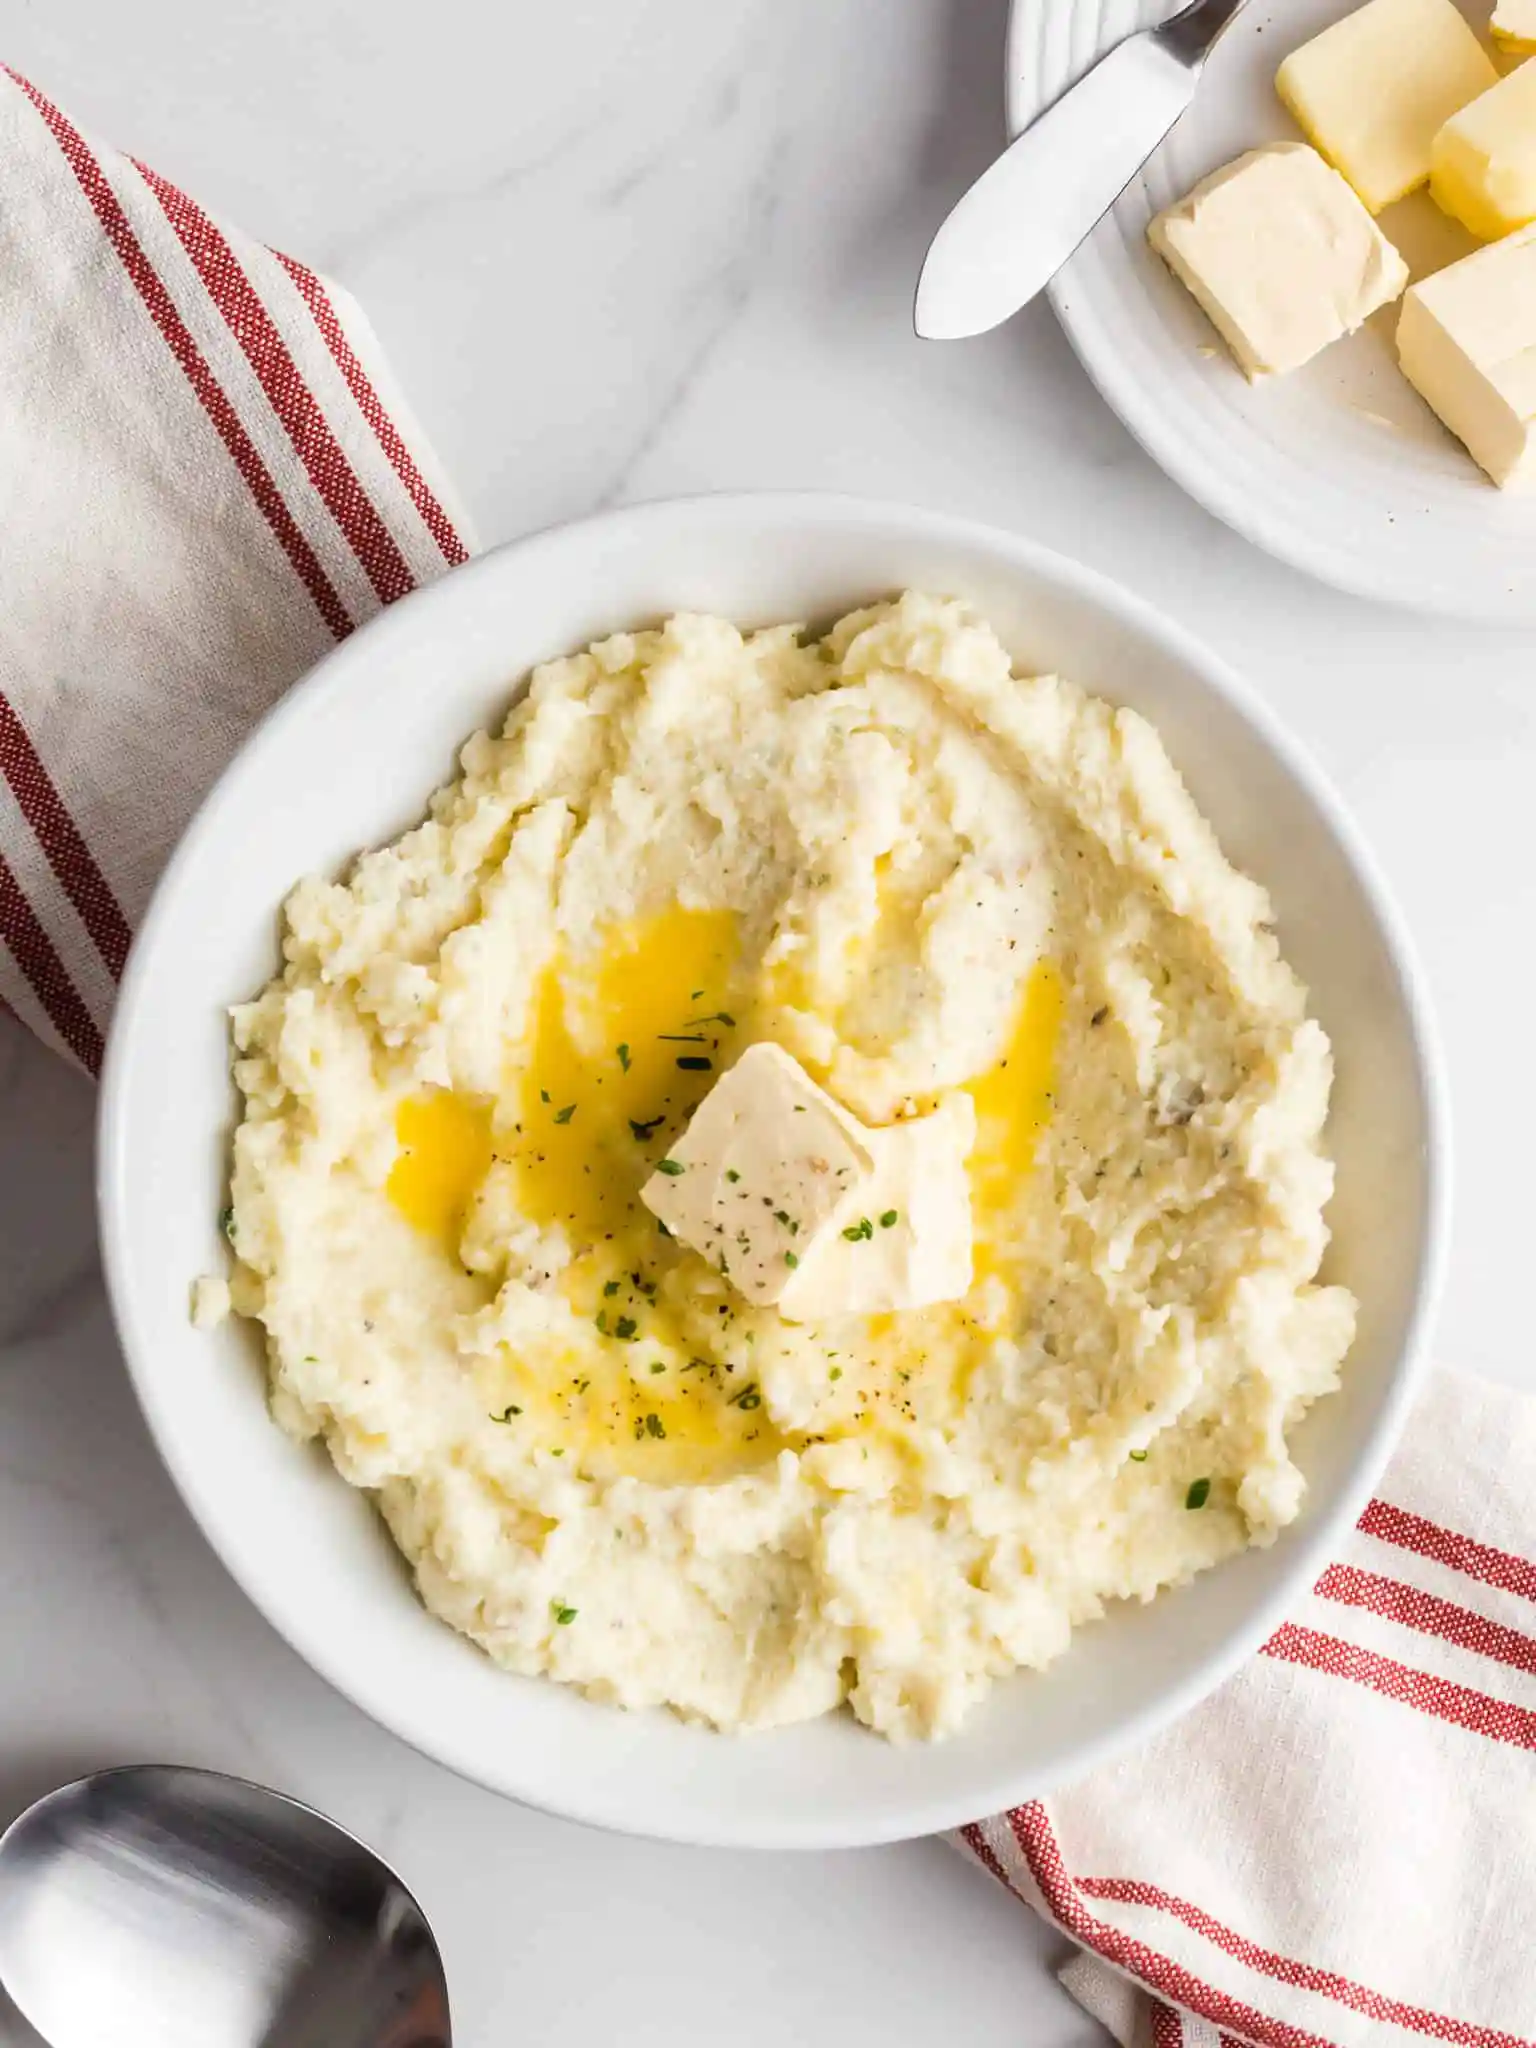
<box><xmin>594</xmin><ymin>1309</ymin><xmax>609</xmax><ymax>1334</ymax></box>
<box><xmin>551</xmin><ymin>1448</ymin><xmax>565</xmax><ymax>1457</ymax></box>
<box><xmin>644</xmin><ymin>1412</ymin><xmax>666</xmax><ymax>1439</ymax></box>
<box><xmin>655</xmin><ymin>1158</ymin><xmax>685</xmax><ymax>1176</ymax></box>
<box><xmin>630</xmin><ymin>1115</ymin><xmax>665</xmax><ymax>1141</ymax></box>
<box><xmin>603</xmin><ymin>1279</ymin><xmax>620</xmax><ymax>1297</ymax></box>
<box><xmin>614</xmin><ymin>1316</ymin><xmax>638</xmax><ymax>1341</ymax></box>
<box><xmin>774</xmin><ymin>1208</ymin><xmax>792</xmax><ymax>1226</ymax></box>
<box><xmin>617</xmin><ymin>1043</ymin><xmax>631</xmax><ymax>1071</ymax></box>
<box><xmin>879</xmin><ymin>1209</ymin><xmax>898</xmax><ymax>1228</ymax></box>
<box><xmin>841</xmin><ymin>1217</ymin><xmax>874</xmax><ymax>1242</ymax></box>
<box><xmin>552</xmin><ymin>1603</ymin><xmax>577</xmax><ymax>1625</ymax></box>
<box><xmin>219</xmin><ymin>1206</ymin><xmax>236</xmax><ymax>1242</ymax></box>
<box><xmin>540</xmin><ymin>1089</ymin><xmax>550</xmax><ymax>1103</ymax></box>
<box><xmin>829</xmin><ymin>1366</ymin><xmax>843</xmax><ymax>1382</ymax></box>
<box><xmin>491</xmin><ymin>1404</ymin><xmax>522</xmax><ymax>1422</ymax></box>
<box><xmin>726</xmin><ymin>1169</ymin><xmax>741</xmax><ymax>1183</ymax></box>
<box><xmin>553</xmin><ymin>1103</ymin><xmax>576</xmax><ymax>1124</ymax></box>
<box><xmin>1186</xmin><ymin>1477</ymin><xmax>1211</xmax><ymax>1510</ymax></box>
<box><xmin>650</xmin><ymin>1361</ymin><xmax>665</xmax><ymax>1374</ymax></box>
<box><xmin>732</xmin><ymin>1386</ymin><xmax>762</xmax><ymax>1410</ymax></box>
<box><xmin>784</xmin><ymin>1250</ymin><xmax>799</xmax><ymax>1268</ymax></box>
<box><xmin>1129</xmin><ymin>1449</ymin><xmax>1148</xmax><ymax>1463</ymax></box>
<box><xmin>676</xmin><ymin>1055</ymin><xmax>712</xmax><ymax>1071</ymax></box>
<box><xmin>658</xmin><ymin>1032</ymin><xmax>709</xmax><ymax>1044</ymax></box>
<box><xmin>684</xmin><ymin>1010</ymin><xmax>735</xmax><ymax>1028</ymax></box>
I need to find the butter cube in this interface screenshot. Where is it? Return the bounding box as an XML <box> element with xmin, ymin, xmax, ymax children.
<box><xmin>1276</xmin><ymin>0</ymin><xmax>1498</xmax><ymax>211</ymax></box>
<box><xmin>640</xmin><ymin>1044</ymin><xmax>977</xmax><ymax>1319</ymax></box>
<box><xmin>1432</xmin><ymin>60</ymin><xmax>1536</xmax><ymax>240</ymax></box>
<box><xmin>640</xmin><ymin>1043</ymin><xmax>872</xmax><ymax>1305</ymax></box>
<box><xmin>778</xmin><ymin>1095</ymin><xmax>975</xmax><ymax>1322</ymax></box>
<box><xmin>1148</xmin><ymin>144</ymin><xmax>1409</xmax><ymax>379</ymax></box>
<box><xmin>1493</xmin><ymin>0</ymin><xmax>1536</xmax><ymax>54</ymax></box>
<box><xmin>1397</xmin><ymin>223</ymin><xmax>1536</xmax><ymax>484</ymax></box>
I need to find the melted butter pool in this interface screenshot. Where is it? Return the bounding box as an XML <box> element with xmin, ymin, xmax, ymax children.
<box><xmin>509</xmin><ymin>903</ymin><xmax>743</xmax><ymax>1247</ymax></box>
<box><xmin>386</xmin><ymin>1090</ymin><xmax>493</xmax><ymax>1249</ymax></box>
<box><xmin>488</xmin><ymin>1340</ymin><xmax>786</xmax><ymax>1486</ymax></box>
<box><xmin>966</xmin><ymin>958</ymin><xmax>1063</xmax><ymax>1277</ymax></box>
<box><xmin>387</xmin><ymin>920</ymin><xmax>1063</xmax><ymax>1483</ymax></box>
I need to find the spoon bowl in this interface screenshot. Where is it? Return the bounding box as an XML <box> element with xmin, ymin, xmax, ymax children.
<box><xmin>0</xmin><ymin>1766</ymin><xmax>450</xmax><ymax>2048</ymax></box>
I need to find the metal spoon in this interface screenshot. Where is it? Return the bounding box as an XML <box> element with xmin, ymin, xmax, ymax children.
<box><xmin>914</xmin><ymin>0</ymin><xmax>1250</xmax><ymax>339</ymax></box>
<box><xmin>0</xmin><ymin>1766</ymin><xmax>451</xmax><ymax>2048</ymax></box>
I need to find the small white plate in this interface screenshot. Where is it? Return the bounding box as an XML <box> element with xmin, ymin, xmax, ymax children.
<box><xmin>1007</xmin><ymin>0</ymin><xmax>1536</xmax><ymax>618</ymax></box>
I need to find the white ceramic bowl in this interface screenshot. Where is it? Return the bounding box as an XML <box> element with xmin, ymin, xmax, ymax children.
<box><xmin>98</xmin><ymin>495</ymin><xmax>1448</xmax><ymax>1849</ymax></box>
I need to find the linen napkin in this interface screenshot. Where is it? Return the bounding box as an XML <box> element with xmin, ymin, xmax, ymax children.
<box><xmin>0</xmin><ymin>64</ymin><xmax>472</xmax><ymax>1071</ymax></box>
<box><xmin>3</xmin><ymin>65</ymin><xmax>1532</xmax><ymax>2048</ymax></box>
<box><xmin>957</xmin><ymin>1367</ymin><xmax>1536</xmax><ymax>2048</ymax></box>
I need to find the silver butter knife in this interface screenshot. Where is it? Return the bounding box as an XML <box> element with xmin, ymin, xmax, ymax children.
<box><xmin>914</xmin><ymin>0</ymin><xmax>1248</xmax><ymax>340</ymax></box>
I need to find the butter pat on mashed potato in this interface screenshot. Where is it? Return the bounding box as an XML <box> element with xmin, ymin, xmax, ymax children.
<box><xmin>640</xmin><ymin>1043</ymin><xmax>874</xmax><ymax>1307</ymax></box>
<box><xmin>641</xmin><ymin>1042</ymin><xmax>974</xmax><ymax>1318</ymax></box>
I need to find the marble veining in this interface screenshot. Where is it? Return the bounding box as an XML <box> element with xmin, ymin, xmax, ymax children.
<box><xmin>2</xmin><ymin>0</ymin><xmax>1534</xmax><ymax>2041</ymax></box>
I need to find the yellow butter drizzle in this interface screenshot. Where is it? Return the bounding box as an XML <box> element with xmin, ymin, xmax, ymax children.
<box><xmin>507</xmin><ymin>904</ymin><xmax>743</xmax><ymax>1246</ymax></box>
<box><xmin>488</xmin><ymin>1343</ymin><xmax>781</xmax><ymax>1487</ymax></box>
<box><xmin>386</xmin><ymin>1090</ymin><xmax>493</xmax><ymax>1250</ymax></box>
<box><xmin>386</xmin><ymin>920</ymin><xmax>1062</xmax><ymax>1482</ymax></box>
<box><xmin>966</xmin><ymin>957</ymin><xmax>1063</xmax><ymax>1274</ymax></box>
<box><xmin>499</xmin><ymin>904</ymin><xmax>793</xmax><ymax>1479</ymax></box>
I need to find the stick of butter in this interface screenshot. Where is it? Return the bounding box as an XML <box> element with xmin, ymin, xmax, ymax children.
<box><xmin>1397</xmin><ymin>223</ymin><xmax>1536</xmax><ymax>486</ymax></box>
<box><xmin>1493</xmin><ymin>0</ymin><xmax>1536</xmax><ymax>55</ymax></box>
<box><xmin>1148</xmin><ymin>144</ymin><xmax>1408</xmax><ymax>380</ymax></box>
<box><xmin>639</xmin><ymin>1043</ymin><xmax>975</xmax><ymax>1318</ymax></box>
<box><xmin>1276</xmin><ymin>0</ymin><xmax>1497</xmax><ymax>212</ymax></box>
<box><xmin>1432</xmin><ymin>60</ymin><xmax>1536</xmax><ymax>242</ymax></box>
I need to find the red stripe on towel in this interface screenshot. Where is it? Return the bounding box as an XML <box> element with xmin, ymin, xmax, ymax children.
<box><xmin>6</xmin><ymin>69</ymin><xmax>354</xmax><ymax>642</ymax></box>
<box><xmin>133</xmin><ymin>159</ymin><xmax>417</xmax><ymax>606</ymax></box>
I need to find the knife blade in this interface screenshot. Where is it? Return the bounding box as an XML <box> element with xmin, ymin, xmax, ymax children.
<box><xmin>914</xmin><ymin>24</ymin><xmax>1211</xmax><ymax>340</ymax></box>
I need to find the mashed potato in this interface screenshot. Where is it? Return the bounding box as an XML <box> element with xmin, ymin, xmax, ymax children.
<box><xmin>218</xmin><ymin>593</ymin><xmax>1355</xmax><ymax>1741</ymax></box>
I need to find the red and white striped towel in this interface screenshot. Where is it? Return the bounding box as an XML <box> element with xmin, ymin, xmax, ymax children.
<box><xmin>958</xmin><ymin>1368</ymin><xmax>1536</xmax><ymax>2048</ymax></box>
<box><xmin>2</xmin><ymin>67</ymin><xmax>1533</xmax><ymax>2048</ymax></box>
<box><xmin>0</xmin><ymin>65</ymin><xmax>473</xmax><ymax>1071</ymax></box>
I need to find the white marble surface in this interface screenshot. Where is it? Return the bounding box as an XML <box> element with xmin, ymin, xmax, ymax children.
<box><xmin>1</xmin><ymin>0</ymin><xmax>1532</xmax><ymax>2041</ymax></box>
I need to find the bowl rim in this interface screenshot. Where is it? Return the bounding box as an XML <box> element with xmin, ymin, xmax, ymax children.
<box><xmin>96</xmin><ymin>490</ymin><xmax>1452</xmax><ymax>1848</ymax></box>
